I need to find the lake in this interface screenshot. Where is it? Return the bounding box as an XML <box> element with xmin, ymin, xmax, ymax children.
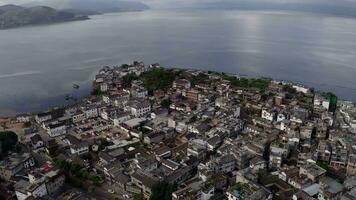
<box><xmin>1</xmin><ymin>9</ymin><xmax>356</xmax><ymax>116</ymax></box>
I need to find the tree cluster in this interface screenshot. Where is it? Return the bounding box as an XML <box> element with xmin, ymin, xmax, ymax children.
<box><xmin>55</xmin><ymin>159</ymin><xmax>102</xmax><ymax>190</ymax></box>
<box><xmin>149</xmin><ymin>182</ymin><xmax>177</xmax><ymax>200</ymax></box>
<box><xmin>0</xmin><ymin>131</ymin><xmax>18</xmax><ymax>155</ymax></box>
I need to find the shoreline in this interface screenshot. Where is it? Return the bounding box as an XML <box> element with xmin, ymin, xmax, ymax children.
<box><xmin>0</xmin><ymin>63</ymin><xmax>353</xmax><ymax>119</ymax></box>
<box><xmin>0</xmin><ymin>9</ymin><xmax>149</xmax><ymax>31</ymax></box>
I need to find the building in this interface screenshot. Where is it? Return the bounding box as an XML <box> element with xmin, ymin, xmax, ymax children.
<box><xmin>226</xmin><ymin>182</ymin><xmax>272</xmax><ymax>200</ymax></box>
<box><xmin>315</xmin><ymin>141</ymin><xmax>332</xmax><ymax>163</ymax></box>
<box><xmin>201</xmin><ymin>185</ymin><xmax>215</xmax><ymax>200</ymax></box>
<box><xmin>161</xmin><ymin>159</ymin><xmax>180</xmax><ymax>171</ymax></box>
<box><xmin>130</xmin><ymin>171</ymin><xmax>159</xmax><ymax>198</ymax></box>
<box><xmin>45</xmin><ymin>122</ymin><xmax>67</xmax><ymax>137</ymax></box>
<box><xmin>100</xmin><ymin>107</ymin><xmax>120</xmax><ymax>120</ymax></box>
<box><xmin>172</xmin><ymin>184</ymin><xmax>200</xmax><ymax>200</ymax></box>
<box><xmin>232</xmin><ymin>148</ymin><xmax>253</xmax><ymax>170</ymax></box>
<box><xmin>269</xmin><ymin>142</ymin><xmax>288</xmax><ymax>168</ymax></box>
<box><xmin>14</xmin><ymin>163</ymin><xmax>65</xmax><ymax>199</ymax></box>
<box><xmin>35</xmin><ymin>112</ymin><xmax>52</xmax><ymax>124</ymax></box>
<box><xmin>173</xmin><ymin>79</ymin><xmax>191</xmax><ymax>89</ymax></box>
<box><xmin>0</xmin><ymin>152</ymin><xmax>35</xmax><ymax>180</ymax></box>
<box><xmin>314</xmin><ymin>94</ymin><xmax>330</xmax><ymax>111</ymax></box>
<box><xmin>206</xmin><ymin>136</ymin><xmax>222</xmax><ymax>151</ymax></box>
<box><xmin>17</xmin><ymin>114</ymin><xmax>31</xmax><ymax>123</ymax></box>
<box><xmin>278</xmin><ymin>168</ymin><xmax>299</xmax><ymax>182</ymax></box>
<box><xmin>329</xmin><ymin>145</ymin><xmax>348</xmax><ymax>168</ymax></box>
<box><xmin>318</xmin><ymin>177</ymin><xmax>343</xmax><ymax>200</ymax></box>
<box><xmin>15</xmin><ymin>179</ymin><xmax>47</xmax><ymax>200</ymax></box>
<box><xmin>208</xmin><ymin>154</ymin><xmax>236</xmax><ymax>174</ymax></box>
<box><xmin>113</xmin><ymin>111</ymin><xmax>131</xmax><ymax>126</ymax></box>
<box><xmin>300</xmin><ymin>124</ymin><xmax>314</xmax><ymax>140</ymax></box>
<box><xmin>100</xmin><ymin>82</ymin><xmax>108</xmax><ymax>92</ymax></box>
<box><xmin>46</xmin><ymin>173</ymin><xmax>65</xmax><ymax>196</ymax></box>
<box><xmin>185</xmin><ymin>89</ymin><xmax>200</xmax><ymax>102</ymax></box>
<box><xmin>30</xmin><ymin>134</ymin><xmax>44</xmax><ymax>149</ymax></box>
<box><xmin>72</xmin><ymin>111</ymin><xmax>86</xmax><ymax>123</ymax></box>
<box><xmin>299</xmin><ymin>163</ymin><xmax>326</xmax><ymax>182</ymax></box>
<box><xmin>104</xmin><ymin>163</ymin><xmax>130</xmax><ymax>191</ymax></box>
<box><xmin>315</xmin><ymin>121</ymin><xmax>328</xmax><ymax>139</ymax></box>
<box><xmin>261</xmin><ymin>109</ymin><xmax>275</xmax><ymax>121</ymax></box>
<box><xmin>187</xmin><ymin>144</ymin><xmax>207</xmax><ymax>161</ymax></box>
<box><xmin>83</xmin><ymin>106</ymin><xmax>98</xmax><ymax>119</ymax></box>
<box><xmin>249</xmin><ymin>156</ymin><xmax>267</xmax><ymax>172</ymax></box>
<box><xmin>346</xmin><ymin>154</ymin><xmax>356</xmax><ymax>177</ymax></box>
<box><xmin>66</xmin><ymin>135</ymin><xmax>89</xmax><ymax>155</ymax></box>
<box><xmin>131</xmin><ymin>85</ymin><xmax>148</xmax><ymax>98</ymax></box>
<box><xmin>144</xmin><ymin>132</ymin><xmax>165</xmax><ymax>145</ymax></box>
<box><xmin>292</xmin><ymin>84</ymin><xmax>309</xmax><ymax>94</ymax></box>
<box><xmin>127</xmin><ymin>101</ymin><xmax>151</xmax><ymax>117</ymax></box>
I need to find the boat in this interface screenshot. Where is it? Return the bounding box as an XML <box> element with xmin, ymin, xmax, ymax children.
<box><xmin>73</xmin><ymin>84</ymin><xmax>80</xmax><ymax>89</ymax></box>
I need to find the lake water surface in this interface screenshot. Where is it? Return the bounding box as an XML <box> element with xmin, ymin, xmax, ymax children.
<box><xmin>1</xmin><ymin>9</ymin><xmax>356</xmax><ymax>116</ymax></box>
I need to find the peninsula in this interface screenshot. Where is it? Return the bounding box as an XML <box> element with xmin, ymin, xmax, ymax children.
<box><xmin>0</xmin><ymin>62</ymin><xmax>355</xmax><ymax>200</ymax></box>
<box><xmin>0</xmin><ymin>1</ymin><xmax>149</xmax><ymax>30</ymax></box>
<box><xmin>0</xmin><ymin>4</ymin><xmax>89</xmax><ymax>29</ymax></box>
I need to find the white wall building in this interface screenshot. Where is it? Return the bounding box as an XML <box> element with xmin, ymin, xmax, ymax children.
<box><xmin>128</xmin><ymin>101</ymin><xmax>151</xmax><ymax>117</ymax></box>
<box><xmin>201</xmin><ymin>187</ymin><xmax>215</xmax><ymax>200</ymax></box>
<box><xmin>83</xmin><ymin>106</ymin><xmax>98</xmax><ymax>119</ymax></box>
<box><xmin>46</xmin><ymin>123</ymin><xmax>66</xmax><ymax>137</ymax></box>
<box><xmin>277</xmin><ymin>113</ymin><xmax>286</xmax><ymax>122</ymax></box>
<box><xmin>15</xmin><ymin>181</ymin><xmax>48</xmax><ymax>200</ymax></box>
<box><xmin>35</xmin><ymin>112</ymin><xmax>52</xmax><ymax>124</ymax></box>
<box><xmin>262</xmin><ymin>109</ymin><xmax>275</xmax><ymax>121</ymax></box>
<box><xmin>292</xmin><ymin>85</ymin><xmax>309</xmax><ymax>94</ymax></box>
<box><xmin>314</xmin><ymin>95</ymin><xmax>330</xmax><ymax>110</ymax></box>
<box><xmin>113</xmin><ymin>111</ymin><xmax>131</xmax><ymax>126</ymax></box>
<box><xmin>70</xmin><ymin>144</ymin><xmax>89</xmax><ymax>155</ymax></box>
<box><xmin>72</xmin><ymin>111</ymin><xmax>86</xmax><ymax>123</ymax></box>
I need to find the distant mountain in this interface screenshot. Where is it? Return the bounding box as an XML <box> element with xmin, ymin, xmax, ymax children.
<box><xmin>0</xmin><ymin>4</ymin><xmax>23</xmax><ymax>14</ymax></box>
<box><xmin>197</xmin><ymin>0</ymin><xmax>356</xmax><ymax>17</ymax></box>
<box><xmin>61</xmin><ymin>9</ymin><xmax>101</xmax><ymax>16</ymax></box>
<box><xmin>25</xmin><ymin>0</ymin><xmax>150</xmax><ymax>13</ymax></box>
<box><xmin>0</xmin><ymin>4</ymin><xmax>89</xmax><ymax>29</ymax></box>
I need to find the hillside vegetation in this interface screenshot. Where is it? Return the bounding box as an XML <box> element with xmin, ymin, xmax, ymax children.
<box><xmin>25</xmin><ymin>0</ymin><xmax>150</xmax><ymax>13</ymax></box>
<box><xmin>0</xmin><ymin>4</ymin><xmax>88</xmax><ymax>29</ymax></box>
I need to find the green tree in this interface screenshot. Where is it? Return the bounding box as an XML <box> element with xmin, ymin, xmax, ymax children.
<box><xmin>219</xmin><ymin>74</ymin><xmax>270</xmax><ymax>91</ymax></box>
<box><xmin>79</xmin><ymin>169</ymin><xmax>89</xmax><ymax>179</ymax></box>
<box><xmin>70</xmin><ymin>164</ymin><xmax>81</xmax><ymax>175</ymax></box>
<box><xmin>54</xmin><ymin>159</ymin><xmax>103</xmax><ymax>189</ymax></box>
<box><xmin>122</xmin><ymin>73</ymin><xmax>139</xmax><ymax>88</ymax></box>
<box><xmin>160</xmin><ymin>99</ymin><xmax>172</xmax><ymax>108</ymax></box>
<box><xmin>316</xmin><ymin>161</ymin><xmax>329</xmax><ymax>171</ymax></box>
<box><xmin>283</xmin><ymin>85</ymin><xmax>297</xmax><ymax>94</ymax></box>
<box><xmin>121</xmin><ymin>64</ymin><xmax>129</xmax><ymax>68</ymax></box>
<box><xmin>322</xmin><ymin>92</ymin><xmax>338</xmax><ymax>113</ymax></box>
<box><xmin>134</xmin><ymin>193</ymin><xmax>144</xmax><ymax>200</ymax></box>
<box><xmin>150</xmin><ymin>182</ymin><xmax>177</xmax><ymax>200</ymax></box>
<box><xmin>23</xmin><ymin>121</ymin><xmax>32</xmax><ymax>128</ymax></box>
<box><xmin>67</xmin><ymin>176</ymin><xmax>83</xmax><ymax>188</ymax></box>
<box><xmin>91</xmin><ymin>88</ymin><xmax>104</xmax><ymax>96</ymax></box>
<box><xmin>191</xmin><ymin>73</ymin><xmax>210</xmax><ymax>86</ymax></box>
<box><xmin>140</xmin><ymin>68</ymin><xmax>181</xmax><ymax>93</ymax></box>
<box><xmin>90</xmin><ymin>175</ymin><xmax>101</xmax><ymax>186</ymax></box>
<box><xmin>0</xmin><ymin>131</ymin><xmax>18</xmax><ymax>154</ymax></box>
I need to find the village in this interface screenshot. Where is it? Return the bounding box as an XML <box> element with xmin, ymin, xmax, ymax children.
<box><xmin>0</xmin><ymin>61</ymin><xmax>355</xmax><ymax>200</ymax></box>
